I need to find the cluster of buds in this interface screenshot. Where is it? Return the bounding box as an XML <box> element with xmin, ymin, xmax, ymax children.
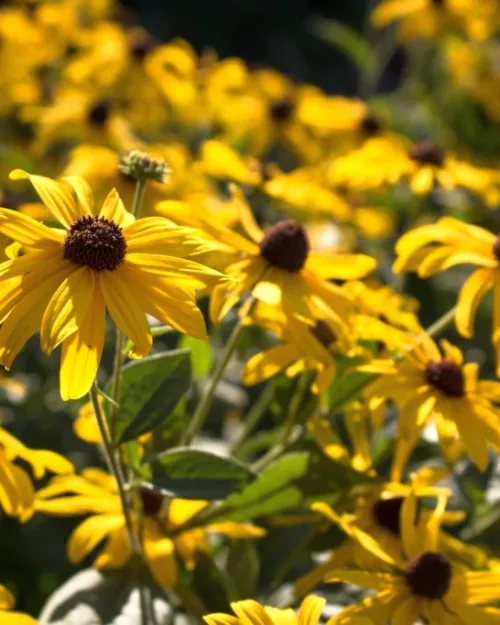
<box><xmin>119</xmin><ymin>150</ymin><xmax>170</xmax><ymax>184</ymax></box>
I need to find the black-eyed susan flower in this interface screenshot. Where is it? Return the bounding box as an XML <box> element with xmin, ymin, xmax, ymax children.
<box><xmin>242</xmin><ymin>301</ymin><xmax>357</xmax><ymax>394</ymax></box>
<box><xmin>394</xmin><ymin>217</ymin><xmax>500</xmax><ymax>373</ymax></box>
<box><xmin>168</xmin><ymin>185</ymin><xmax>376</xmax><ymax>323</ymax></box>
<box><xmin>36</xmin><ymin>469</ymin><xmax>265</xmax><ymax>590</ymax></box>
<box><xmin>0</xmin><ymin>170</ymin><xmax>227</xmax><ymax>400</ymax></box>
<box><xmin>362</xmin><ymin>333</ymin><xmax>500</xmax><ymax>477</ymax></box>
<box><xmin>204</xmin><ymin>595</ymin><xmax>326</xmax><ymax>625</ymax></box>
<box><xmin>0</xmin><ymin>584</ymin><xmax>36</xmax><ymax>624</ymax></box>
<box><xmin>321</xmin><ymin>489</ymin><xmax>500</xmax><ymax>625</ymax></box>
<box><xmin>328</xmin><ymin>136</ymin><xmax>499</xmax><ymax>200</ymax></box>
<box><xmin>0</xmin><ymin>426</ymin><xmax>73</xmax><ymax>522</ymax></box>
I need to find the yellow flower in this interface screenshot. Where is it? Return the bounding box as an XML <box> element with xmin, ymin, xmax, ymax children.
<box><xmin>371</xmin><ymin>0</ymin><xmax>500</xmax><ymax>42</ymax></box>
<box><xmin>1</xmin><ymin>170</ymin><xmax>227</xmax><ymax>400</ymax></box>
<box><xmin>35</xmin><ymin>469</ymin><xmax>265</xmax><ymax>590</ymax></box>
<box><xmin>178</xmin><ymin>185</ymin><xmax>376</xmax><ymax>323</ymax></box>
<box><xmin>321</xmin><ymin>490</ymin><xmax>500</xmax><ymax>625</ymax></box>
<box><xmin>362</xmin><ymin>333</ymin><xmax>500</xmax><ymax>476</ymax></box>
<box><xmin>242</xmin><ymin>302</ymin><xmax>356</xmax><ymax>394</ymax></box>
<box><xmin>328</xmin><ymin>136</ymin><xmax>498</xmax><ymax>199</ymax></box>
<box><xmin>0</xmin><ymin>426</ymin><xmax>73</xmax><ymax>522</ymax></box>
<box><xmin>0</xmin><ymin>584</ymin><xmax>36</xmax><ymax>624</ymax></box>
<box><xmin>204</xmin><ymin>595</ymin><xmax>326</xmax><ymax>625</ymax></box>
<box><xmin>394</xmin><ymin>217</ymin><xmax>500</xmax><ymax>373</ymax></box>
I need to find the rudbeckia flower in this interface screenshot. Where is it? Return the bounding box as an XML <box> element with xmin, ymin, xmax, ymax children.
<box><xmin>173</xmin><ymin>185</ymin><xmax>376</xmax><ymax>323</ymax></box>
<box><xmin>328</xmin><ymin>136</ymin><xmax>499</xmax><ymax>200</ymax></box>
<box><xmin>362</xmin><ymin>333</ymin><xmax>500</xmax><ymax>476</ymax></box>
<box><xmin>242</xmin><ymin>302</ymin><xmax>356</xmax><ymax>394</ymax></box>
<box><xmin>372</xmin><ymin>0</ymin><xmax>500</xmax><ymax>42</ymax></box>
<box><xmin>0</xmin><ymin>584</ymin><xmax>36</xmax><ymax>624</ymax></box>
<box><xmin>296</xmin><ymin>425</ymin><xmax>482</xmax><ymax>597</ymax></box>
<box><xmin>394</xmin><ymin>217</ymin><xmax>500</xmax><ymax>373</ymax></box>
<box><xmin>321</xmin><ymin>490</ymin><xmax>500</xmax><ymax>625</ymax></box>
<box><xmin>204</xmin><ymin>595</ymin><xmax>326</xmax><ymax>625</ymax></box>
<box><xmin>36</xmin><ymin>469</ymin><xmax>265</xmax><ymax>590</ymax></box>
<box><xmin>0</xmin><ymin>427</ymin><xmax>73</xmax><ymax>522</ymax></box>
<box><xmin>0</xmin><ymin>170</ymin><xmax>227</xmax><ymax>400</ymax></box>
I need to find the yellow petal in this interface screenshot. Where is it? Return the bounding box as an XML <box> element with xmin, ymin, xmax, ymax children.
<box><xmin>0</xmin><ymin>611</ymin><xmax>38</xmax><ymax>625</ymax></box>
<box><xmin>9</xmin><ymin>170</ymin><xmax>79</xmax><ymax>228</ymax></box>
<box><xmin>0</xmin><ymin>263</ymin><xmax>74</xmax><ymax>369</ymax></box>
<box><xmin>143</xmin><ymin>529</ymin><xmax>177</xmax><ymax>589</ymax></box>
<box><xmin>60</xmin><ymin>282</ymin><xmax>105</xmax><ymax>400</ymax></box>
<box><xmin>67</xmin><ymin>514</ymin><xmax>124</xmax><ymax>564</ymax></box>
<box><xmin>325</xmin><ymin>570</ymin><xmax>398</xmax><ymax>591</ymax></box>
<box><xmin>0</xmin><ymin>209</ymin><xmax>63</xmax><ymax>247</ymax></box>
<box><xmin>231</xmin><ymin>601</ymin><xmax>274</xmax><ymax>625</ymax></box>
<box><xmin>41</xmin><ymin>267</ymin><xmax>94</xmax><ymax>354</ymax></box>
<box><xmin>100</xmin><ymin>270</ymin><xmax>152</xmax><ymax>358</ymax></box>
<box><xmin>306</xmin><ymin>253</ymin><xmax>376</xmax><ymax>280</ymax></box>
<box><xmin>0</xmin><ymin>586</ymin><xmax>14</xmax><ymax>611</ymax></box>
<box><xmin>99</xmin><ymin>188</ymin><xmax>134</xmax><ymax>227</ymax></box>
<box><xmin>62</xmin><ymin>177</ymin><xmax>94</xmax><ymax>216</ymax></box>
<box><xmin>229</xmin><ymin>183</ymin><xmax>263</xmax><ymax>243</ymax></box>
<box><xmin>242</xmin><ymin>344</ymin><xmax>299</xmax><ymax>386</ymax></box>
<box><xmin>456</xmin><ymin>268</ymin><xmax>495</xmax><ymax>338</ymax></box>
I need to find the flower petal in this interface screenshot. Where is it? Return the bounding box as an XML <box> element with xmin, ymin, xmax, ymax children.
<box><xmin>99</xmin><ymin>188</ymin><xmax>134</xmax><ymax>227</ymax></box>
<box><xmin>67</xmin><ymin>514</ymin><xmax>125</xmax><ymax>564</ymax></box>
<box><xmin>62</xmin><ymin>176</ymin><xmax>94</xmax><ymax>216</ymax></box>
<box><xmin>306</xmin><ymin>253</ymin><xmax>376</xmax><ymax>280</ymax></box>
<box><xmin>41</xmin><ymin>267</ymin><xmax>95</xmax><ymax>354</ymax></box>
<box><xmin>60</xmin><ymin>281</ymin><xmax>105</xmax><ymax>400</ymax></box>
<box><xmin>0</xmin><ymin>208</ymin><xmax>63</xmax><ymax>247</ymax></box>
<box><xmin>242</xmin><ymin>344</ymin><xmax>299</xmax><ymax>386</ymax></box>
<box><xmin>10</xmin><ymin>169</ymin><xmax>79</xmax><ymax>228</ymax></box>
<box><xmin>100</xmin><ymin>270</ymin><xmax>152</xmax><ymax>358</ymax></box>
<box><xmin>456</xmin><ymin>268</ymin><xmax>495</xmax><ymax>338</ymax></box>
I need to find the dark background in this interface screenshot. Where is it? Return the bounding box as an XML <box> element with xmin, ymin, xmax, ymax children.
<box><xmin>124</xmin><ymin>0</ymin><xmax>371</xmax><ymax>94</ymax></box>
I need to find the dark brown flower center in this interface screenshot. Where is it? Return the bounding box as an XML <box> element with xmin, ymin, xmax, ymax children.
<box><xmin>311</xmin><ymin>320</ymin><xmax>336</xmax><ymax>347</ymax></box>
<box><xmin>260</xmin><ymin>220</ymin><xmax>309</xmax><ymax>272</ymax></box>
<box><xmin>140</xmin><ymin>487</ymin><xmax>164</xmax><ymax>517</ymax></box>
<box><xmin>406</xmin><ymin>552</ymin><xmax>452</xmax><ymax>599</ymax></box>
<box><xmin>425</xmin><ymin>359</ymin><xmax>464</xmax><ymax>397</ymax></box>
<box><xmin>360</xmin><ymin>113</ymin><xmax>381</xmax><ymax>137</ymax></box>
<box><xmin>63</xmin><ymin>216</ymin><xmax>127</xmax><ymax>271</ymax></box>
<box><xmin>492</xmin><ymin>236</ymin><xmax>500</xmax><ymax>262</ymax></box>
<box><xmin>88</xmin><ymin>100</ymin><xmax>111</xmax><ymax>126</ymax></box>
<box><xmin>372</xmin><ymin>497</ymin><xmax>404</xmax><ymax>535</ymax></box>
<box><xmin>431</xmin><ymin>0</ymin><xmax>445</xmax><ymax>7</ymax></box>
<box><xmin>269</xmin><ymin>98</ymin><xmax>295</xmax><ymax>122</ymax></box>
<box><xmin>409</xmin><ymin>141</ymin><xmax>444</xmax><ymax>167</ymax></box>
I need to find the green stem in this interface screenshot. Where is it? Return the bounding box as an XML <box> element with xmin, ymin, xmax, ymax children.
<box><xmin>110</xmin><ymin>329</ymin><xmax>125</xmax><ymax>442</ymax></box>
<box><xmin>132</xmin><ymin>178</ymin><xmax>146</xmax><ymax>219</ymax></box>
<box><xmin>183</xmin><ymin>300</ymin><xmax>256</xmax><ymax>445</ymax></box>
<box><xmin>90</xmin><ymin>383</ymin><xmax>141</xmax><ymax>556</ymax></box>
<box><xmin>230</xmin><ymin>383</ymin><xmax>275</xmax><ymax>457</ymax></box>
<box><xmin>279</xmin><ymin>370</ymin><xmax>312</xmax><ymax>445</ymax></box>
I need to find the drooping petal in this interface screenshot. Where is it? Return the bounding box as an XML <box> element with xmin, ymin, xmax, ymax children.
<box><xmin>143</xmin><ymin>523</ymin><xmax>177</xmax><ymax>589</ymax></box>
<box><xmin>242</xmin><ymin>344</ymin><xmax>299</xmax><ymax>386</ymax></box>
<box><xmin>0</xmin><ymin>264</ymin><xmax>75</xmax><ymax>369</ymax></box>
<box><xmin>229</xmin><ymin>183</ymin><xmax>263</xmax><ymax>243</ymax></box>
<box><xmin>0</xmin><ymin>209</ymin><xmax>63</xmax><ymax>247</ymax></box>
<box><xmin>67</xmin><ymin>514</ymin><xmax>125</xmax><ymax>564</ymax></box>
<box><xmin>9</xmin><ymin>170</ymin><xmax>79</xmax><ymax>228</ymax></box>
<box><xmin>94</xmin><ymin>523</ymin><xmax>132</xmax><ymax>569</ymax></box>
<box><xmin>100</xmin><ymin>270</ymin><xmax>152</xmax><ymax>358</ymax></box>
<box><xmin>99</xmin><ymin>188</ymin><xmax>134</xmax><ymax>227</ymax></box>
<box><xmin>60</xmin><ymin>281</ymin><xmax>105</xmax><ymax>400</ymax></box>
<box><xmin>0</xmin><ymin>586</ymin><xmax>14</xmax><ymax>610</ymax></box>
<box><xmin>456</xmin><ymin>268</ymin><xmax>495</xmax><ymax>338</ymax></box>
<box><xmin>325</xmin><ymin>570</ymin><xmax>399</xmax><ymax>591</ymax></box>
<box><xmin>41</xmin><ymin>267</ymin><xmax>95</xmax><ymax>354</ymax></box>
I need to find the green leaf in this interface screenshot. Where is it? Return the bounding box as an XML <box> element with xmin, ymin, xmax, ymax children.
<box><xmin>309</xmin><ymin>18</ymin><xmax>374</xmax><ymax>72</ymax></box>
<box><xmin>115</xmin><ymin>349</ymin><xmax>191</xmax><ymax>443</ymax></box>
<box><xmin>210</xmin><ymin>451</ymin><xmax>374</xmax><ymax>522</ymax></box>
<box><xmin>151</xmin><ymin>447</ymin><xmax>256</xmax><ymax>499</ymax></box>
<box><xmin>225</xmin><ymin>541</ymin><xmax>260</xmax><ymax>599</ymax></box>
<box><xmin>179</xmin><ymin>335</ymin><xmax>213</xmax><ymax>377</ymax></box>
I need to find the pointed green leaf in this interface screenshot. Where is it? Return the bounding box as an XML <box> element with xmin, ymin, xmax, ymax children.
<box><xmin>116</xmin><ymin>349</ymin><xmax>191</xmax><ymax>443</ymax></box>
<box><xmin>151</xmin><ymin>447</ymin><xmax>255</xmax><ymax>499</ymax></box>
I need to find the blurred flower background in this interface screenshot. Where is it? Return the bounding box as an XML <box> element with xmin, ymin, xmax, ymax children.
<box><xmin>3</xmin><ymin>0</ymin><xmax>500</xmax><ymax>622</ymax></box>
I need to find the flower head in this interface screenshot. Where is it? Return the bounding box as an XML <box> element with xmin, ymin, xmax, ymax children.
<box><xmin>1</xmin><ymin>170</ymin><xmax>227</xmax><ymax>399</ymax></box>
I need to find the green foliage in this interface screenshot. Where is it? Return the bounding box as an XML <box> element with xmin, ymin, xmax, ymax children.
<box><xmin>151</xmin><ymin>448</ymin><xmax>256</xmax><ymax>499</ymax></box>
<box><xmin>115</xmin><ymin>350</ymin><xmax>191</xmax><ymax>443</ymax></box>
